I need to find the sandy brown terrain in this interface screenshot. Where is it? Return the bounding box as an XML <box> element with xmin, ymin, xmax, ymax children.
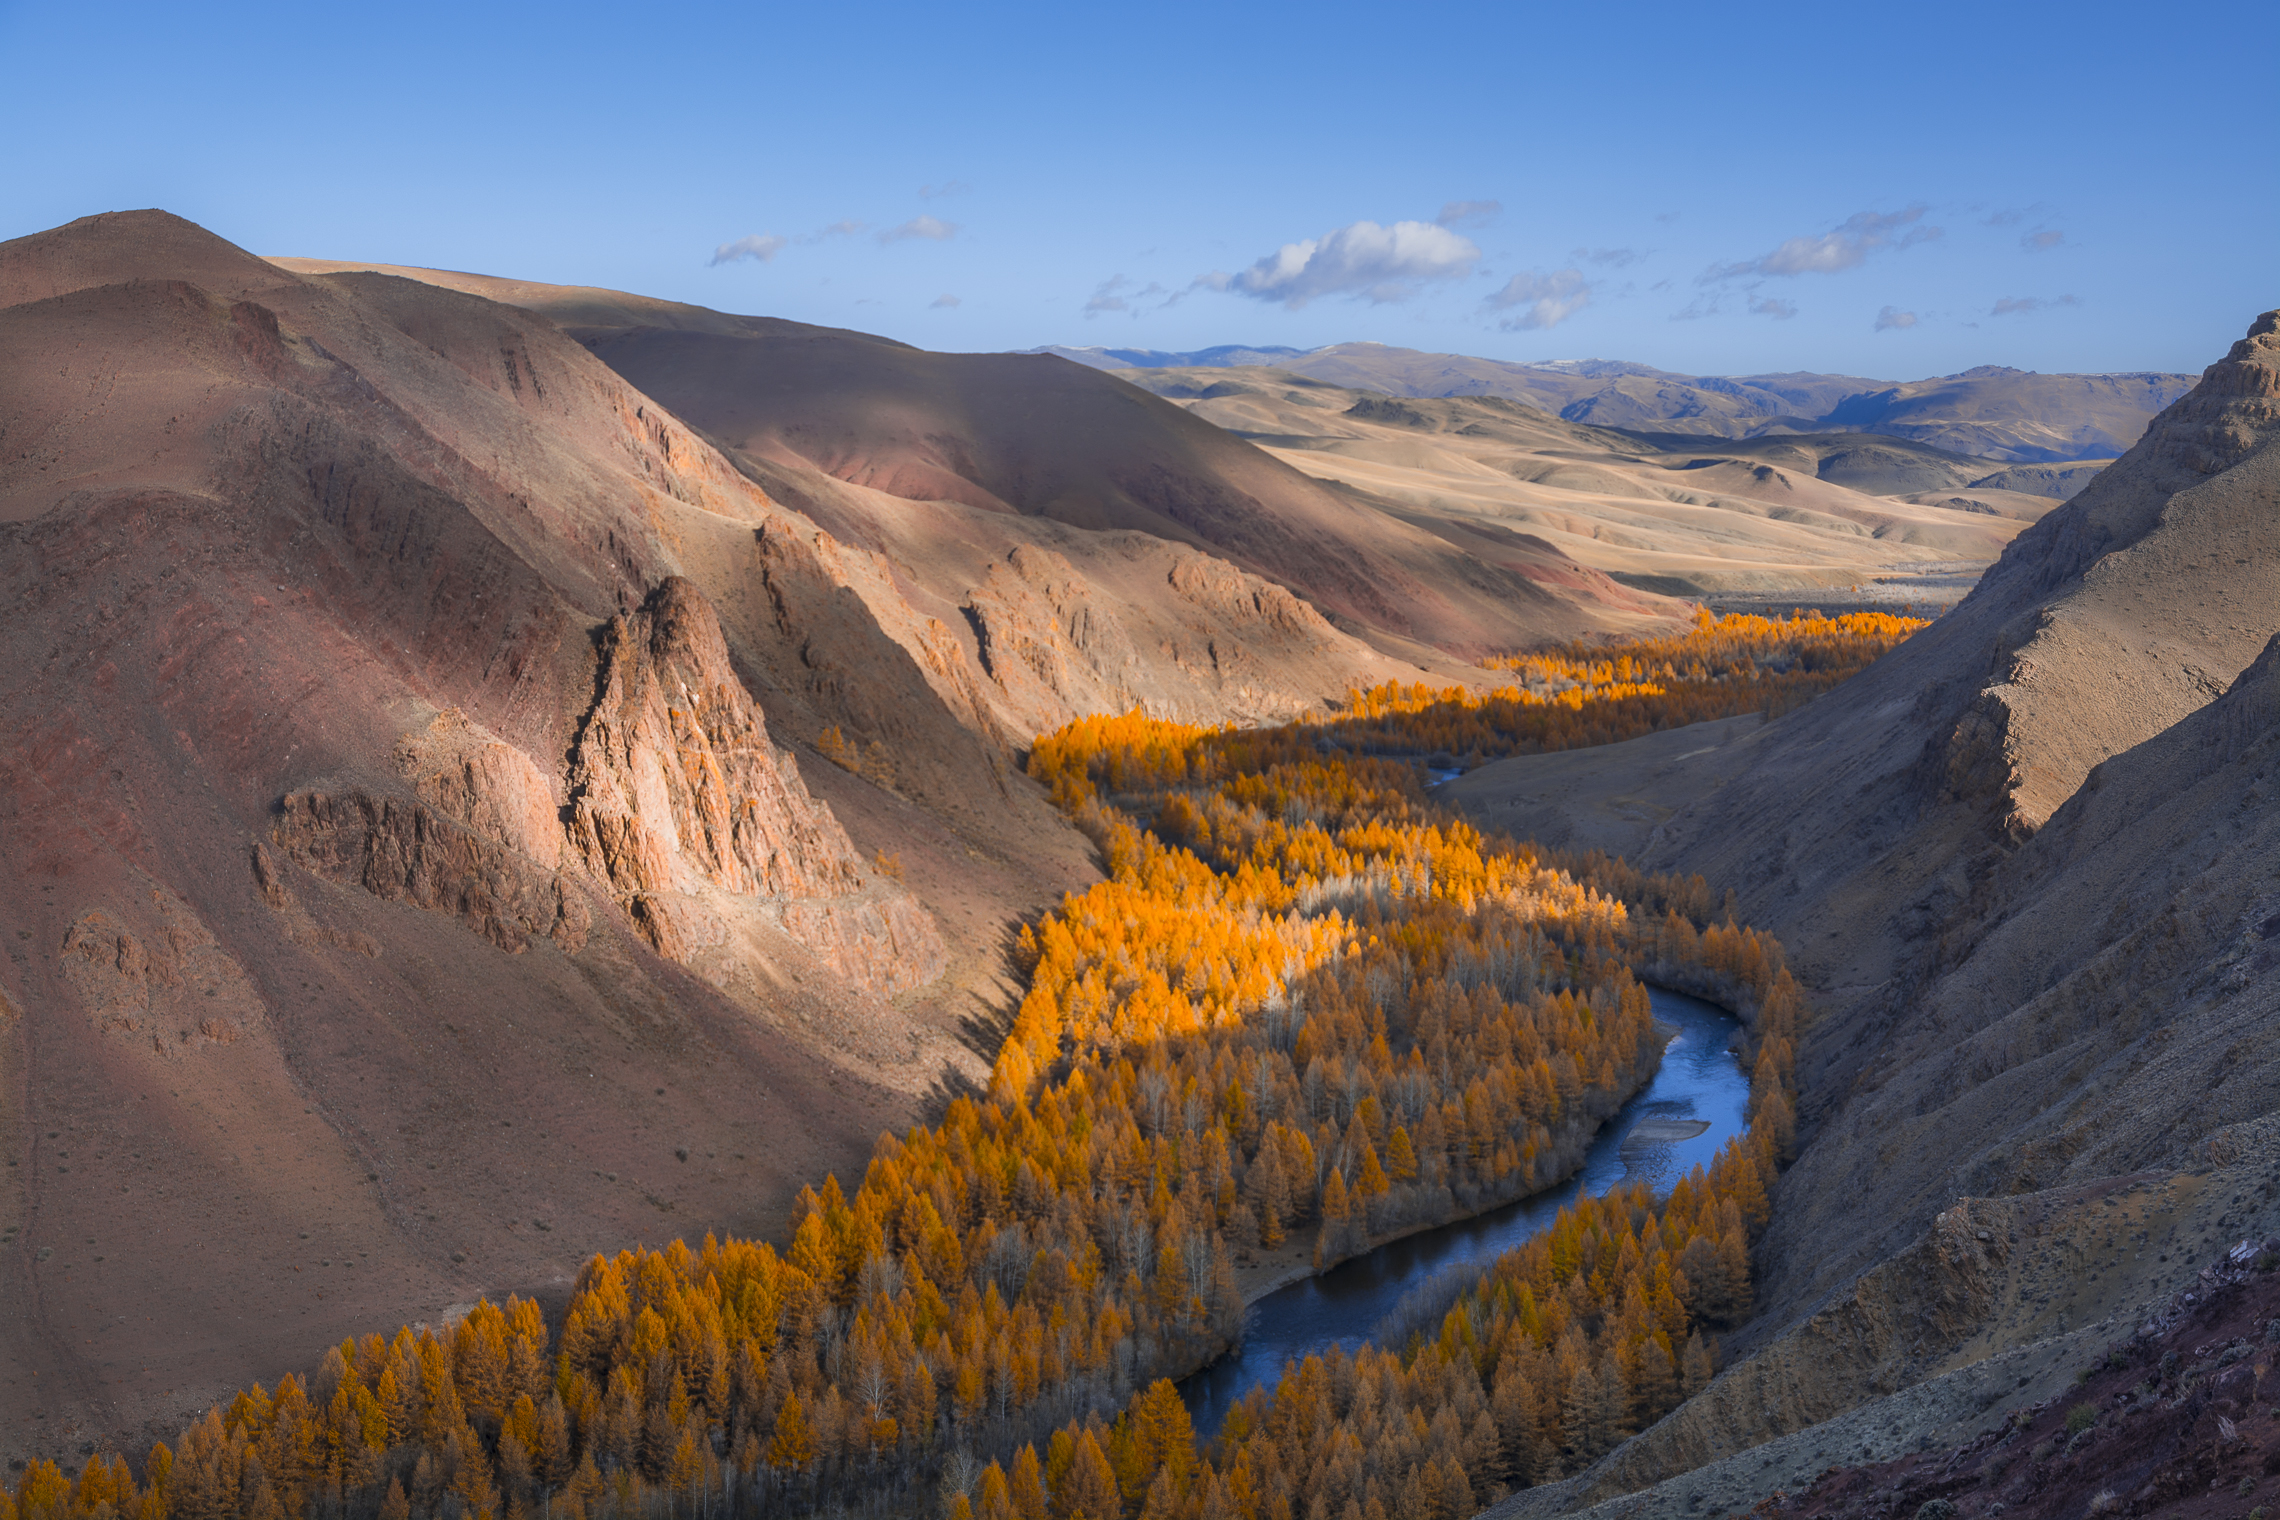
<box><xmin>1117</xmin><ymin>368</ymin><xmax>2061</xmax><ymax>600</ymax></box>
<box><xmin>1057</xmin><ymin>344</ymin><xmax>2196</xmax><ymax>463</ymax></box>
<box><xmin>275</xmin><ymin>259</ymin><xmax>1694</xmax><ymax>676</ymax></box>
<box><xmin>0</xmin><ymin>210</ymin><xmax>1105</xmax><ymax>1463</ymax></box>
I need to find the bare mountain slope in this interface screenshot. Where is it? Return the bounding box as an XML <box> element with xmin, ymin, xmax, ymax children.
<box><xmin>1445</xmin><ymin>309</ymin><xmax>2280</xmax><ymax>1518</ymax></box>
<box><xmin>1120</xmin><ymin>367</ymin><xmax>2059</xmax><ymax>598</ymax></box>
<box><xmin>1628</xmin><ymin>307</ymin><xmax>2280</xmax><ymax>958</ymax></box>
<box><xmin>277</xmin><ymin>260</ymin><xmax>1691</xmax><ymax>665</ymax></box>
<box><xmin>0</xmin><ymin>210</ymin><xmax>1104</xmax><ymax>1453</ymax></box>
<box><xmin>576</xmin><ymin>326</ymin><xmax>1686</xmax><ymax>657</ymax></box>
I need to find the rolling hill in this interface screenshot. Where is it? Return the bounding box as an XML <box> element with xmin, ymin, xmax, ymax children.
<box><xmin>1049</xmin><ymin>342</ymin><xmax>2196</xmax><ymax>463</ymax></box>
<box><xmin>1118</xmin><ymin>366</ymin><xmax>2065</xmax><ymax>600</ymax></box>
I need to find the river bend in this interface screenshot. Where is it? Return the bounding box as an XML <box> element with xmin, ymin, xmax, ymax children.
<box><xmin>1180</xmin><ymin>986</ymin><xmax>1747</xmax><ymax>1435</ymax></box>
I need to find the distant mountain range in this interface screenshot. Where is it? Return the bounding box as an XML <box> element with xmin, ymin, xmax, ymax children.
<box><xmin>1035</xmin><ymin>342</ymin><xmax>2198</xmax><ymax>463</ymax></box>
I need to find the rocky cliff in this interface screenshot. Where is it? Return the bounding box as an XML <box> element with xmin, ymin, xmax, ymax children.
<box><xmin>561</xmin><ymin>577</ymin><xmax>943</xmax><ymax>991</ymax></box>
<box><xmin>956</xmin><ymin>541</ymin><xmax>1377</xmax><ymax>736</ymax></box>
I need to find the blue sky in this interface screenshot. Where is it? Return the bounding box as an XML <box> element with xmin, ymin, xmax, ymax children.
<box><xmin>4</xmin><ymin>0</ymin><xmax>2272</xmax><ymax>378</ymax></box>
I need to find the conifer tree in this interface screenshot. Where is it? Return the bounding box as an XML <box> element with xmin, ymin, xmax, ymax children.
<box><xmin>975</xmin><ymin>1463</ymin><xmax>1013</xmax><ymax>1520</ymax></box>
<box><xmin>765</xmin><ymin>1391</ymin><xmax>814</xmax><ymax>1472</ymax></box>
<box><xmin>1009</xmin><ymin>1445</ymin><xmax>1050</xmax><ymax>1520</ymax></box>
<box><xmin>1054</xmin><ymin>1431</ymin><xmax>1119</xmax><ymax>1520</ymax></box>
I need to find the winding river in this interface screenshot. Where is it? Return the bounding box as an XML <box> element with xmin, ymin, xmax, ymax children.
<box><xmin>1179</xmin><ymin>986</ymin><xmax>1748</xmax><ymax>1436</ymax></box>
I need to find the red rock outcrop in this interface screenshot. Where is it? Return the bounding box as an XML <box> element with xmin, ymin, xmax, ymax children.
<box><xmin>956</xmin><ymin>539</ymin><xmax>1418</xmax><ymax>737</ymax></box>
<box><xmin>963</xmin><ymin>545</ymin><xmax>1148</xmax><ymax>727</ymax></box>
<box><xmin>54</xmin><ymin>892</ymin><xmax>268</xmax><ymax>1054</ymax></box>
<box><xmin>392</xmin><ymin>709</ymin><xmax>566</xmax><ymax>870</ymax></box>
<box><xmin>570</xmin><ymin>578</ymin><xmax>865</xmax><ymax>901</ymax></box>
<box><xmin>270</xmin><ymin>788</ymin><xmax>591</xmax><ymax>955</ymax></box>
<box><xmin>566</xmin><ymin>577</ymin><xmax>946</xmax><ymax>993</ymax></box>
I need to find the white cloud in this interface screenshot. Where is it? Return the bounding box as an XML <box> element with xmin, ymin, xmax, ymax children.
<box><xmin>1486</xmin><ymin>268</ymin><xmax>1591</xmax><ymax>330</ymax></box>
<box><xmin>1203</xmin><ymin>220</ymin><xmax>1481</xmax><ymax>309</ymax></box>
<box><xmin>1436</xmin><ymin>199</ymin><xmax>1502</xmax><ymax>229</ymax></box>
<box><xmin>930</xmin><ymin>293</ymin><xmax>961</xmax><ymax>309</ymax></box>
<box><xmin>710</xmin><ymin>234</ymin><xmax>788</xmax><ymax>265</ymax></box>
<box><xmin>1707</xmin><ymin>206</ymin><xmax>1942</xmax><ymax>281</ymax></box>
<box><xmin>1749</xmin><ymin>295</ymin><xmax>1798</xmax><ymax>320</ymax></box>
<box><xmin>919</xmin><ymin>181</ymin><xmax>972</xmax><ymax>199</ymax></box>
<box><xmin>1083</xmin><ymin>274</ymin><xmax>1170</xmax><ymax>318</ymax></box>
<box><xmin>1573</xmin><ymin>246</ymin><xmax>1644</xmax><ymax>269</ymax></box>
<box><xmin>710</xmin><ymin>219</ymin><xmax>870</xmax><ymax>266</ymax></box>
<box><xmin>1874</xmin><ymin>305</ymin><xmax>1919</xmax><ymax>331</ymax></box>
<box><xmin>1991</xmin><ymin>295</ymin><xmax>2080</xmax><ymax>316</ymax></box>
<box><xmin>2022</xmin><ymin>229</ymin><xmax>2065</xmax><ymax>251</ymax></box>
<box><xmin>881</xmin><ymin>215</ymin><xmax>959</xmax><ymax>244</ymax></box>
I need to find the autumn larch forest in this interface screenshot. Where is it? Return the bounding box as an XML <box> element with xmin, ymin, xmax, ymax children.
<box><xmin>7</xmin><ymin>613</ymin><xmax>1895</xmax><ymax>1520</ymax></box>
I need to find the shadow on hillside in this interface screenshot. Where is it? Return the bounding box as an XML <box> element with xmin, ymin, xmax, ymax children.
<box><xmin>918</xmin><ymin>918</ymin><xmax>1040</xmax><ymax>1123</ymax></box>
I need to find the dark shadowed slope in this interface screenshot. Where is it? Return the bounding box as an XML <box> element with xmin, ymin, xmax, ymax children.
<box><xmin>1452</xmin><ymin>310</ymin><xmax>2280</xmax><ymax>1518</ymax></box>
<box><xmin>262</xmin><ymin>257</ymin><xmax>911</xmax><ymax>348</ymax></box>
<box><xmin>1504</xmin><ymin>306</ymin><xmax>2278</xmax><ymax>1342</ymax></box>
<box><xmin>274</xmin><ymin>259</ymin><xmax>1691</xmax><ymax>660</ymax></box>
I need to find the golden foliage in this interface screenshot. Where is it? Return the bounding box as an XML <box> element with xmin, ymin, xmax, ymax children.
<box><xmin>61</xmin><ymin>610</ymin><xmax>1888</xmax><ymax>1520</ymax></box>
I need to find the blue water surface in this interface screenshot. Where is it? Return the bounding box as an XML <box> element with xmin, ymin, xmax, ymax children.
<box><xmin>1179</xmin><ymin>986</ymin><xmax>1747</xmax><ymax>1436</ymax></box>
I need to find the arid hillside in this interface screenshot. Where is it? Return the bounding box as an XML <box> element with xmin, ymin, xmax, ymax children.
<box><xmin>1119</xmin><ymin>367</ymin><xmax>2061</xmax><ymax>599</ymax></box>
<box><xmin>6</xmin><ymin>208</ymin><xmax>2260</xmax><ymax>1511</ymax></box>
<box><xmin>1452</xmin><ymin>310</ymin><xmax>2280</xmax><ymax>1515</ymax></box>
<box><xmin>1052</xmin><ymin>344</ymin><xmax>2196</xmax><ymax>462</ymax></box>
<box><xmin>275</xmin><ymin>259</ymin><xmax>1693</xmax><ymax>677</ymax></box>
<box><xmin>0</xmin><ymin>209</ymin><xmax>1129</xmax><ymax>1453</ymax></box>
